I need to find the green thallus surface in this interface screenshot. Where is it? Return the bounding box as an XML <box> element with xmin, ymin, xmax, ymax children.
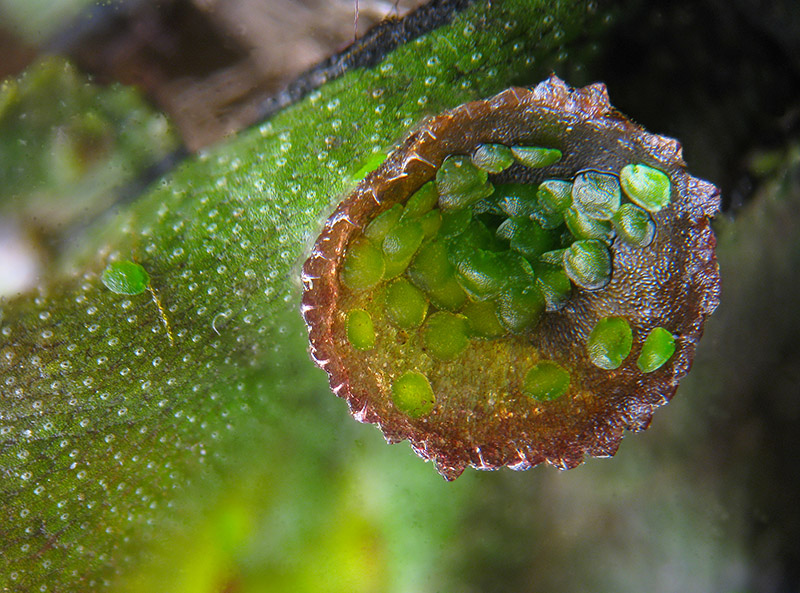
<box><xmin>338</xmin><ymin>144</ymin><xmax>672</xmax><ymax>417</ymax></box>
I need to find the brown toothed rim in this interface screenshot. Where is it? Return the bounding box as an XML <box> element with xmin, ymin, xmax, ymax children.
<box><xmin>301</xmin><ymin>75</ymin><xmax>721</xmax><ymax>480</ymax></box>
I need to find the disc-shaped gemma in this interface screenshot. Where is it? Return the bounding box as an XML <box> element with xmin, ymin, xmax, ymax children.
<box><xmin>563</xmin><ymin>240</ymin><xmax>612</xmax><ymax>290</ymax></box>
<box><xmin>346</xmin><ymin>309</ymin><xmax>375</xmax><ymax>351</ymax></box>
<box><xmin>620</xmin><ymin>163</ymin><xmax>672</xmax><ymax>213</ymax></box>
<box><xmin>613</xmin><ymin>203</ymin><xmax>656</xmax><ymax>247</ymax></box>
<box><xmin>392</xmin><ymin>371</ymin><xmax>435</xmax><ymax>418</ymax></box>
<box><xmin>572</xmin><ymin>171</ymin><xmax>621</xmax><ymax>220</ymax></box>
<box><xmin>586</xmin><ymin>317</ymin><xmax>633</xmax><ymax>370</ymax></box>
<box><xmin>340</xmin><ymin>238</ymin><xmax>385</xmax><ymax>290</ymax></box>
<box><xmin>436</xmin><ymin>155</ymin><xmax>493</xmax><ymax>211</ymax></box>
<box><xmin>471</xmin><ymin>143</ymin><xmax>514</xmax><ymax>173</ymax></box>
<box><xmin>101</xmin><ymin>261</ymin><xmax>150</xmax><ymax>295</ymax></box>
<box><xmin>523</xmin><ymin>361</ymin><xmax>570</xmax><ymax>401</ymax></box>
<box><xmin>511</xmin><ymin>146</ymin><xmax>562</xmax><ymax>168</ymax></box>
<box><xmin>637</xmin><ymin>327</ymin><xmax>676</xmax><ymax>373</ymax></box>
<box><xmin>384</xmin><ymin>278</ymin><xmax>429</xmax><ymax>329</ymax></box>
<box><xmin>422</xmin><ymin>312</ymin><xmax>470</xmax><ymax>360</ymax></box>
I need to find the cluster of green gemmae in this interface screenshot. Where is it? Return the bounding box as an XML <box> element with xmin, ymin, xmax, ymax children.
<box><xmin>340</xmin><ymin>143</ymin><xmax>677</xmax><ymax>418</ymax></box>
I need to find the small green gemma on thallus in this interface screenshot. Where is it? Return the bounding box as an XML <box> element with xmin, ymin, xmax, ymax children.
<box><xmin>101</xmin><ymin>260</ymin><xmax>150</xmax><ymax>295</ymax></box>
<box><xmin>471</xmin><ymin>143</ymin><xmax>514</xmax><ymax>174</ymax></box>
<box><xmin>572</xmin><ymin>171</ymin><xmax>621</xmax><ymax>221</ymax></box>
<box><xmin>340</xmin><ymin>238</ymin><xmax>385</xmax><ymax>290</ymax></box>
<box><xmin>523</xmin><ymin>361</ymin><xmax>570</xmax><ymax>401</ymax></box>
<box><xmin>564</xmin><ymin>205</ymin><xmax>615</xmax><ymax>243</ymax></box>
<box><xmin>346</xmin><ymin>309</ymin><xmax>375</xmax><ymax>351</ymax></box>
<box><xmin>563</xmin><ymin>239</ymin><xmax>612</xmax><ymax>290</ymax></box>
<box><xmin>613</xmin><ymin>203</ymin><xmax>656</xmax><ymax>247</ymax></box>
<box><xmin>101</xmin><ymin>260</ymin><xmax>174</xmax><ymax>344</ymax></box>
<box><xmin>620</xmin><ymin>163</ymin><xmax>672</xmax><ymax>213</ymax></box>
<box><xmin>382</xmin><ymin>219</ymin><xmax>425</xmax><ymax>278</ymax></box>
<box><xmin>422</xmin><ymin>311</ymin><xmax>470</xmax><ymax>361</ymax></box>
<box><xmin>391</xmin><ymin>371</ymin><xmax>435</xmax><ymax>418</ymax></box>
<box><xmin>586</xmin><ymin>316</ymin><xmax>633</xmax><ymax>370</ymax></box>
<box><xmin>510</xmin><ymin>146</ymin><xmax>562</xmax><ymax>168</ymax></box>
<box><xmin>365</xmin><ymin>203</ymin><xmax>403</xmax><ymax>243</ymax></box>
<box><xmin>383</xmin><ymin>277</ymin><xmax>429</xmax><ymax>329</ymax></box>
<box><xmin>435</xmin><ymin>155</ymin><xmax>494</xmax><ymax>211</ymax></box>
<box><xmin>536</xmin><ymin>179</ymin><xmax>573</xmax><ymax>217</ymax></box>
<box><xmin>637</xmin><ymin>327</ymin><xmax>676</xmax><ymax>373</ymax></box>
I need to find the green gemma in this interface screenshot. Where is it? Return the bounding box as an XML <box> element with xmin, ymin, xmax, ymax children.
<box><xmin>495</xmin><ymin>184</ymin><xmax>538</xmax><ymax>218</ymax></box>
<box><xmin>637</xmin><ymin>327</ymin><xmax>676</xmax><ymax>373</ymax></box>
<box><xmin>620</xmin><ymin>163</ymin><xmax>672</xmax><ymax>213</ymax></box>
<box><xmin>402</xmin><ymin>182</ymin><xmax>439</xmax><ymax>219</ymax></box>
<box><xmin>572</xmin><ymin>171</ymin><xmax>621</xmax><ymax>220</ymax></box>
<box><xmin>613</xmin><ymin>203</ymin><xmax>656</xmax><ymax>247</ymax></box>
<box><xmin>564</xmin><ymin>205</ymin><xmax>615</xmax><ymax>243</ymax></box>
<box><xmin>435</xmin><ymin>154</ymin><xmax>493</xmax><ymax>211</ymax></box>
<box><xmin>510</xmin><ymin>146</ymin><xmax>562</xmax><ymax>168</ymax></box>
<box><xmin>383</xmin><ymin>277</ymin><xmax>429</xmax><ymax>329</ymax></box>
<box><xmin>586</xmin><ymin>317</ymin><xmax>633</xmax><ymax>370</ymax></box>
<box><xmin>535</xmin><ymin>265</ymin><xmax>571</xmax><ymax>311</ymax></box>
<box><xmin>462</xmin><ymin>300</ymin><xmax>506</xmax><ymax>339</ymax></box>
<box><xmin>391</xmin><ymin>371</ymin><xmax>435</xmax><ymax>418</ymax></box>
<box><xmin>422</xmin><ymin>312</ymin><xmax>470</xmax><ymax>360</ymax></box>
<box><xmin>496</xmin><ymin>284</ymin><xmax>545</xmax><ymax>334</ymax></box>
<box><xmin>450</xmin><ymin>248</ymin><xmax>509</xmax><ymax>301</ymax></box>
<box><xmin>407</xmin><ymin>241</ymin><xmax>468</xmax><ymax>311</ymax></box>
<box><xmin>340</xmin><ymin>238</ymin><xmax>385</xmax><ymax>290</ymax></box>
<box><xmin>537</xmin><ymin>179</ymin><xmax>573</xmax><ymax>215</ymax></box>
<box><xmin>346</xmin><ymin>309</ymin><xmax>375</xmax><ymax>351</ymax></box>
<box><xmin>523</xmin><ymin>361</ymin><xmax>570</xmax><ymax>401</ymax></box>
<box><xmin>497</xmin><ymin>216</ymin><xmax>558</xmax><ymax>260</ymax></box>
<box><xmin>563</xmin><ymin>240</ymin><xmax>612</xmax><ymax>290</ymax></box>
<box><xmin>382</xmin><ymin>219</ymin><xmax>425</xmax><ymax>278</ymax></box>
<box><xmin>471</xmin><ymin>143</ymin><xmax>514</xmax><ymax>173</ymax></box>
<box><xmin>365</xmin><ymin>203</ymin><xmax>403</xmax><ymax>243</ymax></box>
<box><xmin>101</xmin><ymin>260</ymin><xmax>150</xmax><ymax>295</ymax></box>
